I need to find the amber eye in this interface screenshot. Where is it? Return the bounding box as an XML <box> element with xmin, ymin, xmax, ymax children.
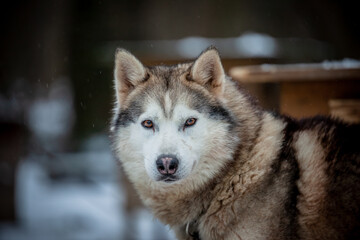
<box><xmin>142</xmin><ymin>120</ymin><xmax>154</xmax><ymax>129</ymax></box>
<box><xmin>184</xmin><ymin>118</ymin><xmax>197</xmax><ymax>127</ymax></box>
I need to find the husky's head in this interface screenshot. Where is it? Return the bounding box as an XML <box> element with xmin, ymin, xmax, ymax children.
<box><xmin>111</xmin><ymin>47</ymin><xmax>238</xmax><ymax>186</ymax></box>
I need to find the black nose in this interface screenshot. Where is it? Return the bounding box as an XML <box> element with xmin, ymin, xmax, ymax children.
<box><xmin>156</xmin><ymin>154</ymin><xmax>179</xmax><ymax>175</ymax></box>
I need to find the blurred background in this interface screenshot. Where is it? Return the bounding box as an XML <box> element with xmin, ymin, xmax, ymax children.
<box><xmin>1</xmin><ymin>0</ymin><xmax>360</xmax><ymax>239</ymax></box>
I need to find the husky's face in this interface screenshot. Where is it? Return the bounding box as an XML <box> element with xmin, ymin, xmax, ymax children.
<box><xmin>111</xmin><ymin>47</ymin><xmax>237</xmax><ymax>185</ymax></box>
<box><xmin>135</xmin><ymin>100</ymin><xmax>209</xmax><ymax>182</ymax></box>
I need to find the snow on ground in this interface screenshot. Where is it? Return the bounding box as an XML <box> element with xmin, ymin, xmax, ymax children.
<box><xmin>0</xmin><ymin>135</ymin><xmax>176</xmax><ymax>240</ymax></box>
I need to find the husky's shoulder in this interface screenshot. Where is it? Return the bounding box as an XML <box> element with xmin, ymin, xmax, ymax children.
<box><xmin>269</xmin><ymin>113</ymin><xmax>360</xmax><ymax>239</ymax></box>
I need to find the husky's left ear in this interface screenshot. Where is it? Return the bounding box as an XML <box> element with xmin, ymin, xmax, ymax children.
<box><xmin>190</xmin><ymin>47</ymin><xmax>225</xmax><ymax>96</ymax></box>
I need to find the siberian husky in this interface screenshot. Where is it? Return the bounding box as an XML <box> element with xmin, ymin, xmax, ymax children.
<box><xmin>110</xmin><ymin>47</ymin><xmax>360</xmax><ymax>240</ymax></box>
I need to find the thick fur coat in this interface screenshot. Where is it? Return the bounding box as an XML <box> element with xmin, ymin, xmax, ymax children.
<box><xmin>110</xmin><ymin>47</ymin><xmax>360</xmax><ymax>240</ymax></box>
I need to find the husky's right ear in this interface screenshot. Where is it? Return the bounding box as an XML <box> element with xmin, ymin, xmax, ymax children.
<box><xmin>190</xmin><ymin>47</ymin><xmax>225</xmax><ymax>97</ymax></box>
<box><xmin>114</xmin><ymin>48</ymin><xmax>147</xmax><ymax>104</ymax></box>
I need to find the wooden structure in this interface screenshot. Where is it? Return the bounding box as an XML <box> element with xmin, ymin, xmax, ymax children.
<box><xmin>229</xmin><ymin>61</ymin><xmax>360</xmax><ymax>123</ymax></box>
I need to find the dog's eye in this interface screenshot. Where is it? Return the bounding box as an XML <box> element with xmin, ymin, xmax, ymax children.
<box><xmin>142</xmin><ymin>120</ymin><xmax>154</xmax><ymax>129</ymax></box>
<box><xmin>185</xmin><ymin>73</ymin><xmax>192</xmax><ymax>81</ymax></box>
<box><xmin>184</xmin><ymin>118</ymin><xmax>197</xmax><ymax>127</ymax></box>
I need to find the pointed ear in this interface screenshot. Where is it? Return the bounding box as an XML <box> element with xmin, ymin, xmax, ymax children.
<box><xmin>190</xmin><ymin>47</ymin><xmax>225</xmax><ymax>96</ymax></box>
<box><xmin>114</xmin><ymin>48</ymin><xmax>147</xmax><ymax>104</ymax></box>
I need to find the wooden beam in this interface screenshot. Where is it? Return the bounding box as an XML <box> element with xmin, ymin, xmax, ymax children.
<box><xmin>229</xmin><ymin>61</ymin><xmax>360</xmax><ymax>83</ymax></box>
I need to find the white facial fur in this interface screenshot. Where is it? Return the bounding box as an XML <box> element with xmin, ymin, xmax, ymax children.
<box><xmin>139</xmin><ymin>101</ymin><xmax>205</xmax><ymax>181</ymax></box>
<box><xmin>115</xmin><ymin>96</ymin><xmax>232</xmax><ymax>185</ymax></box>
<box><xmin>113</xmin><ymin>90</ymin><xmax>239</xmax><ymax>191</ymax></box>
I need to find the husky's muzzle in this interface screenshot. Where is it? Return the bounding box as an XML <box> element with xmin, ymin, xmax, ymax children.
<box><xmin>156</xmin><ymin>154</ymin><xmax>179</xmax><ymax>182</ymax></box>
